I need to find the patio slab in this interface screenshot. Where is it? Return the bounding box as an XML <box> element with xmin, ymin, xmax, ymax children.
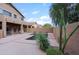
<box><xmin>0</xmin><ymin>33</ymin><xmax>45</xmax><ymax>55</ymax></box>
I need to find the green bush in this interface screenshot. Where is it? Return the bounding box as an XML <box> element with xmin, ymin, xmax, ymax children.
<box><xmin>35</xmin><ymin>33</ymin><xmax>50</xmax><ymax>51</ymax></box>
<box><xmin>46</xmin><ymin>47</ymin><xmax>63</xmax><ymax>55</ymax></box>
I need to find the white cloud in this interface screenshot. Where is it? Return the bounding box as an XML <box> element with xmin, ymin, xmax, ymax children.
<box><xmin>26</xmin><ymin>18</ymin><xmax>38</xmax><ymax>22</ymax></box>
<box><xmin>26</xmin><ymin>15</ymin><xmax>53</xmax><ymax>26</ymax></box>
<box><xmin>32</xmin><ymin>10</ymin><xmax>40</xmax><ymax>15</ymax></box>
<box><xmin>37</xmin><ymin>20</ymin><xmax>52</xmax><ymax>25</ymax></box>
<box><xmin>39</xmin><ymin>15</ymin><xmax>50</xmax><ymax>20</ymax></box>
<box><xmin>37</xmin><ymin>15</ymin><xmax>52</xmax><ymax>25</ymax></box>
<box><xmin>27</xmin><ymin>18</ymin><xmax>35</xmax><ymax>22</ymax></box>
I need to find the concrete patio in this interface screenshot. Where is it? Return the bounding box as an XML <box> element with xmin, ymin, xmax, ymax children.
<box><xmin>0</xmin><ymin>33</ymin><xmax>45</xmax><ymax>55</ymax></box>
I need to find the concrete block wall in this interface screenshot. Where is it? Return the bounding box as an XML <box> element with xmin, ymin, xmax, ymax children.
<box><xmin>65</xmin><ymin>22</ymin><xmax>79</xmax><ymax>54</ymax></box>
<box><xmin>53</xmin><ymin>22</ymin><xmax>79</xmax><ymax>54</ymax></box>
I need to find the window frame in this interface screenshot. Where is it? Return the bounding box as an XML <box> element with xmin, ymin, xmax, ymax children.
<box><xmin>13</xmin><ymin>14</ymin><xmax>17</xmax><ymax>18</ymax></box>
<box><xmin>3</xmin><ymin>10</ymin><xmax>12</xmax><ymax>17</ymax></box>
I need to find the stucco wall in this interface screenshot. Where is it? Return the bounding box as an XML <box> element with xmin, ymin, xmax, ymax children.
<box><xmin>27</xmin><ymin>28</ymin><xmax>53</xmax><ymax>33</ymax></box>
<box><xmin>53</xmin><ymin>22</ymin><xmax>79</xmax><ymax>54</ymax></box>
<box><xmin>65</xmin><ymin>22</ymin><xmax>79</xmax><ymax>54</ymax></box>
<box><xmin>0</xmin><ymin>30</ymin><xmax>3</xmax><ymax>38</ymax></box>
<box><xmin>0</xmin><ymin>3</ymin><xmax>22</xmax><ymax>20</ymax></box>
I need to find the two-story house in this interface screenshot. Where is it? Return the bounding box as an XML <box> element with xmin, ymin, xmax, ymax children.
<box><xmin>0</xmin><ymin>3</ymin><xmax>35</xmax><ymax>38</ymax></box>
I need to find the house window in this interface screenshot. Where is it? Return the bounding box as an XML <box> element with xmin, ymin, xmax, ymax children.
<box><xmin>0</xmin><ymin>8</ymin><xmax>3</xmax><ymax>14</ymax></box>
<box><xmin>14</xmin><ymin>14</ymin><xmax>17</xmax><ymax>18</ymax></box>
<box><xmin>3</xmin><ymin>10</ymin><xmax>12</xmax><ymax>16</ymax></box>
<box><xmin>21</xmin><ymin>17</ymin><xmax>24</xmax><ymax>20</ymax></box>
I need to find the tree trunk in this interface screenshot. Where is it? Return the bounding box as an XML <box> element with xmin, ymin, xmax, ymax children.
<box><xmin>62</xmin><ymin>25</ymin><xmax>66</xmax><ymax>53</ymax></box>
<box><xmin>59</xmin><ymin>25</ymin><xmax>63</xmax><ymax>51</ymax></box>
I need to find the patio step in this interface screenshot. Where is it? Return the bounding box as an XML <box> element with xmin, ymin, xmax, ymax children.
<box><xmin>48</xmin><ymin>33</ymin><xmax>59</xmax><ymax>47</ymax></box>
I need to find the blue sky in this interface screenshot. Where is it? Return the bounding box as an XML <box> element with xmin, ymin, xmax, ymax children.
<box><xmin>13</xmin><ymin>3</ymin><xmax>53</xmax><ymax>25</ymax></box>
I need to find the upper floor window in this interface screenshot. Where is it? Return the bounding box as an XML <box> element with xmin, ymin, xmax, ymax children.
<box><xmin>14</xmin><ymin>14</ymin><xmax>17</xmax><ymax>18</ymax></box>
<box><xmin>3</xmin><ymin>10</ymin><xmax>12</xmax><ymax>16</ymax></box>
<box><xmin>21</xmin><ymin>17</ymin><xmax>24</xmax><ymax>20</ymax></box>
<box><xmin>0</xmin><ymin>8</ymin><xmax>3</xmax><ymax>14</ymax></box>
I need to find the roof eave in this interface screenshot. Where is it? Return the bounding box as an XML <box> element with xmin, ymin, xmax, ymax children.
<box><xmin>7</xmin><ymin>3</ymin><xmax>25</xmax><ymax>18</ymax></box>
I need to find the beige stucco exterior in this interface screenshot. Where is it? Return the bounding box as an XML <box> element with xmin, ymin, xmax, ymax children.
<box><xmin>0</xmin><ymin>3</ymin><xmax>53</xmax><ymax>38</ymax></box>
<box><xmin>0</xmin><ymin>3</ymin><xmax>35</xmax><ymax>38</ymax></box>
<box><xmin>0</xmin><ymin>3</ymin><xmax>23</xmax><ymax>20</ymax></box>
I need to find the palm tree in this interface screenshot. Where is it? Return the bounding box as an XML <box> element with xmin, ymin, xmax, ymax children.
<box><xmin>49</xmin><ymin>3</ymin><xmax>79</xmax><ymax>53</ymax></box>
<box><xmin>49</xmin><ymin>3</ymin><xmax>68</xmax><ymax>52</ymax></box>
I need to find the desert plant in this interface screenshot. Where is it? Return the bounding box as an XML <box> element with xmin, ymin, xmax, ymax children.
<box><xmin>35</xmin><ymin>33</ymin><xmax>50</xmax><ymax>51</ymax></box>
<box><xmin>46</xmin><ymin>47</ymin><xmax>63</xmax><ymax>55</ymax></box>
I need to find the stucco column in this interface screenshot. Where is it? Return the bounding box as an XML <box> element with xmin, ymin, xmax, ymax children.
<box><xmin>20</xmin><ymin>24</ymin><xmax>24</xmax><ymax>33</ymax></box>
<box><xmin>27</xmin><ymin>25</ymin><xmax>29</xmax><ymax>32</ymax></box>
<box><xmin>31</xmin><ymin>26</ymin><xmax>32</xmax><ymax>28</ymax></box>
<box><xmin>2</xmin><ymin>21</ymin><xmax>6</xmax><ymax>37</ymax></box>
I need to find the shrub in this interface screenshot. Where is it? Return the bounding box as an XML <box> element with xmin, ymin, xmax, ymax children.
<box><xmin>35</xmin><ymin>33</ymin><xmax>50</xmax><ymax>51</ymax></box>
<box><xmin>46</xmin><ymin>47</ymin><xmax>63</xmax><ymax>55</ymax></box>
